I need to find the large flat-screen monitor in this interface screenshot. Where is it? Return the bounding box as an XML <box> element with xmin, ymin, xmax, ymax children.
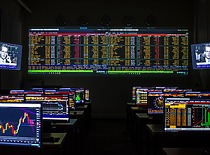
<box><xmin>0</xmin><ymin>42</ymin><xmax>22</xmax><ymax>70</ymax></box>
<box><xmin>164</xmin><ymin>97</ymin><xmax>210</xmax><ymax>132</ymax></box>
<box><xmin>191</xmin><ymin>43</ymin><xmax>210</xmax><ymax>69</ymax></box>
<box><xmin>0</xmin><ymin>102</ymin><xmax>42</xmax><ymax>147</ymax></box>
<box><xmin>28</xmin><ymin>27</ymin><xmax>189</xmax><ymax>76</ymax></box>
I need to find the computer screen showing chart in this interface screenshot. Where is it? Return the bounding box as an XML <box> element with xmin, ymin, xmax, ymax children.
<box><xmin>164</xmin><ymin>97</ymin><xmax>210</xmax><ymax>132</ymax></box>
<box><xmin>57</xmin><ymin>88</ymin><xmax>76</xmax><ymax>108</ymax></box>
<box><xmin>0</xmin><ymin>102</ymin><xmax>42</xmax><ymax>147</ymax></box>
<box><xmin>25</xmin><ymin>94</ymin><xmax>69</xmax><ymax>122</ymax></box>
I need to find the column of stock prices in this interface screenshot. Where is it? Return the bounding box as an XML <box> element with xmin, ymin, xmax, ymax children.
<box><xmin>28</xmin><ymin>27</ymin><xmax>189</xmax><ymax>76</ymax></box>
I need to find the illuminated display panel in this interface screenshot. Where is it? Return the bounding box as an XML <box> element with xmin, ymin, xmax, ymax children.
<box><xmin>74</xmin><ymin>88</ymin><xmax>85</xmax><ymax>105</ymax></box>
<box><xmin>136</xmin><ymin>88</ymin><xmax>150</xmax><ymax>106</ymax></box>
<box><xmin>28</xmin><ymin>27</ymin><xmax>189</xmax><ymax>76</ymax></box>
<box><xmin>10</xmin><ymin>89</ymin><xmax>44</xmax><ymax>95</ymax></box>
<box><xmin>135</xmin><ymin>86</ymin><xmax>169</xmax><ymax>106</ymax></box>
<box><xmin>132</xmin><ymin>86</ymin><xmax>141</xmax><ymax>101</ymax></box>
<box><xmin>85</xmin><ymin>89</ymin><xmax>90</xmax><ymax>102</ymax></box>
<box><xmin>0</xmin><ymin>42</ymin><xmax>22</xmax><ymax>70</ymax></box>
<box><xmin>185</xmin><ymin>91</ymin><xmax>210</xmax><ymax>98</ymax></box>
<box><xmin>147</xmin><ymin>91</ymin><xmax>185</xmax><ymax>115</ymax></box>
<box><xmin>46</xmin><ymin>88</ymin><xmax>76</xmax><ymax>109</ymax></box>
<box><xmin>0</xmin><ymin>102</ymin><xmax>42</xmax><ymax>148</ymax></box>
<box><xmin>0</xmin><ymin>95</ymin><xmax>24</xmax><ymax>102</ymax></box>
<box><xmin>191</xmin><ymin>43</ymin><xmax>210</xmax><ymax>69</ymax></box>
<box><xmin>164</xmin><ymin>97</ymin><xmax>210</xmax><ymax>132</ymax></box>
<box><xmin>25</xmin><ymin>94</ymin><xmax>69</xmax><ymax>122</ymax></box>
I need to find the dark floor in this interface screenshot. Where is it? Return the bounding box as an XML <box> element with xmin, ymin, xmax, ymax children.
<box><xmin>80</xmin><ymin>118</ymin><xmax>139</xmax><ymax>155</ymax></box>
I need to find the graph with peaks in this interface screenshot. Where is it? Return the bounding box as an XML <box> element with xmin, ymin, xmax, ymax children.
<box><xmin>0</xmin><ymin>108</ymin><xmax>37</xmax><ymax>137</ymax></box>
<box><xmin>193</xmin><ymin>106</ymin><xmax>210</xmax><ymax>127</ymax></box>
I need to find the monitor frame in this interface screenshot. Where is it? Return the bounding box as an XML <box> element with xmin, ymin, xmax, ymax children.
<box><xmin>0</xmin><ymin>102</ymin><xmax>42</xmax><ymax>148</ymax></box>
<box><xmin>164</xmin><ymin>97</ymin><xmax>210</xmax><ymax>132</ymax></box>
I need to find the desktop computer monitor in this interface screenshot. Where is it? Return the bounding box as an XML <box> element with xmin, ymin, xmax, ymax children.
<box><xmin>0</xmin><ymin>102</ymin><xmax>42</xmax><ymax>148</ymax></box>
<box><xmin>0</xmin><ymin>94</ymin><xmax>25</xmax><ymax>102</ymax></box>
<box><xmin>135</xmin><ymin>87</ymin><xmax>167</xmax><ymax>106</ymax></box>
<box><xmin>132</xmin><ymin>86</ymin><xmax>141</xmax><ymax>101</ymax></box>
<box><xmin>74</xmin><ymin>88</ymin><xmax>85</xmax><ymax>106</ymax></box>
<box><xmin>147</xmin><ymin>90</ymin><xmax>185</xmax><ymax>115</ymax></box>
<box><xmin>25</xmin><ymin>94</ymin><xmax>70</xmax><ymax>122</ymax></box>
<box><xmin>164</xmin><ymin>97</ymin><xmax>210</xmax><ymax>132</ymax></box>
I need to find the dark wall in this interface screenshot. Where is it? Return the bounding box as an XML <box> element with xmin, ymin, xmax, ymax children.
<box><xmin>0</xmin><ymin>1</ymin><xmax>22</xmax><ymax>89</ymax></box>
<box><xmin>21</xmin><ymin>0</ymin><xmax>194</xmax><ymax>27</ymax></box>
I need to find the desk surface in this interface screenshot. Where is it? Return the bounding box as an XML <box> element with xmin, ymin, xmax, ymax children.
<box><xmin>76</xmin><ymin>104</ymin><xmax>89</xmax><ymax>109</ymax></box>
<box><xmin>130</xmin><ymin>106</ymin><xmax>147</xmax><ymax>112</ymax></box>
<box><xmin>136</xmin><ymin>112</ymin><xmax>150</xmax><ymax>119</ymax></box>
<box><xmin>127</xmin><ymin>102</ymin><xmax>136</xmax><ymax>105</ymax></box>
<box><xmin>162</xmin><ymin>147</ymin><xmax>210</xmax><ymax>155</ymax></box>
<box><xmin>43</xmin><ymin>133</ymin><xmax>67</xmax><ymax>146</ymax></box>
<box><xmin>51</xmin><ymin>118</ymin><xmax>77</xmax><ymax>126</ymax></box>
<box><xmin>70</xmin><ymin>110</ymin><xmax>84</xmax><ymax>116</ymax></box>
<box><xmin>147</xmin><ymin>124</ymin><xmax>164</xmax><ymax>133</ymax></box>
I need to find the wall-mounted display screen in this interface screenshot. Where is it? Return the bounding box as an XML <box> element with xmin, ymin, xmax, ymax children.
<box><xmin>28</xmin><ymin>27</ymin><xmax>189</xmax><ymax>76</ymax></box>
<box><xmin>0</xmin><ymin>42</ymin><xmax>22</xmax><ymax>70</ymax></box>
<box><xmin>191</xmin><ymin>43</ymin><xmax>210</xmax><ymax>69</ymax></box>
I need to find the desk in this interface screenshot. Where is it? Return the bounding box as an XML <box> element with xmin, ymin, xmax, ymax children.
<box><xmin>162</xmin><ymin>148</ymin><xmax>210</xmax><ymax>155</ymax></box>
<box><xmin>126</xmin><ymin>102</ymin><xmax>136</xmax><ymax>130</ymax></box>
<box><xmin>70</xmin><ymin>110</ymin><xmax>87</xmax><ymax>154</ymax></box>
<box><xmin>51</xmin><ymin>119</ymin><xmax>79</xmax><ymax>155</ymax></box>
<box><xmin>42</xmin><ymin>132</ymin><xmax>67</xmax><ymax>155</ymax></box>
<box><xmin>70</xmin><ymin>110</ymin><xmax>85</xmax><ymax>117</ymax></box>
<box><xmin>135</xmin><ymin>113</ymin><xmax>153</xmax><ymax>154</ymax></box>
<box><xmin>146</xmin><ymin>124</ymin><xmax>210</xmax><ymax>155</ymax></box>
<box><xmin>0</xmin><ymin>133</ymin><xmax>66</xmax><ymax>155</ymax></box>
<box><xmin>127</xmin><ymin>106</ymin><xmax>147</xmax><ymax>142</ymax></box>
<box><xmin>75</xmin><ymin>103</ymin><xmax>92</xmax><ymax>133</ymax></box>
